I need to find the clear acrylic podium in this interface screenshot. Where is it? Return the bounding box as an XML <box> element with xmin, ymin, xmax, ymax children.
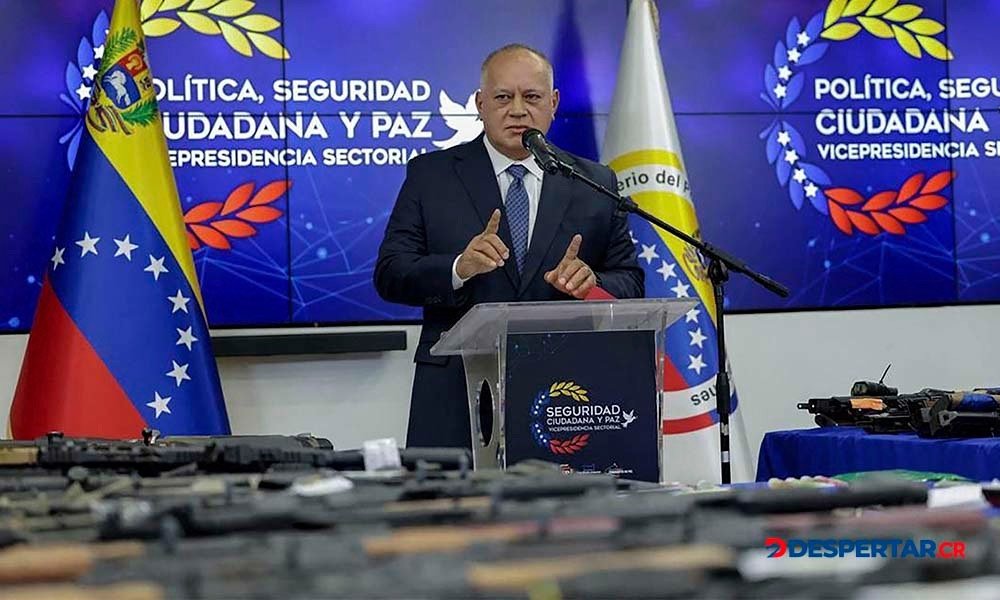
<box><xmin>431</xmin><ymin>298</ymin><xmax>695</xmax><ymax>482</ymax></box>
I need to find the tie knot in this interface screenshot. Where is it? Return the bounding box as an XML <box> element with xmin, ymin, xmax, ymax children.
<box><xmin>507</xmin><ymin>164</ymin><xmax>528</xmax><ymax>181</ymax></box>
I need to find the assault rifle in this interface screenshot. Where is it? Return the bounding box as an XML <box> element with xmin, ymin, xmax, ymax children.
<box><xmin>800</xmin><ymin>388</ymin><xmax>1000</xmax><ymax>438</ymax></box>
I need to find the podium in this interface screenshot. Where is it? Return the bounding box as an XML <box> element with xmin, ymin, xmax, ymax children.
<box><xmin>431</xmin><ymin>298</ymin><xmax>695</xmax><ymax>482</ymax></box>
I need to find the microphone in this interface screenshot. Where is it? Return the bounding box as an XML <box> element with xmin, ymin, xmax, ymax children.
<box><xmin>521</xmin><ymin>128</ymin><xmax>562</xmax><ymax>174</ymax></box>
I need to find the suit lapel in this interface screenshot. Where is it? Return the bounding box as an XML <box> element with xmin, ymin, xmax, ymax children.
<box><xmin>453</xmin><ymin>136</ymin><xmax>520</xmax><ymax>289</ymax></box>
<box><xmin>518</xmin><ymin>165</ymin><xmax>574</xmax><ymax>296</ymax></box>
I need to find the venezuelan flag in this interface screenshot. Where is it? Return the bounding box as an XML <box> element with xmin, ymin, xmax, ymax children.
<box><xmin>10</xmin><ymin>0</ymin><xmax>229</xmax><ymax>438</ymax></box>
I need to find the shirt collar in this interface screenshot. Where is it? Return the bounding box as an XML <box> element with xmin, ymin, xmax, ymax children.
<box><xmin>483</xmin><ymin>135</ymin><xmax>544</xmax><ymax>181</ymax></box>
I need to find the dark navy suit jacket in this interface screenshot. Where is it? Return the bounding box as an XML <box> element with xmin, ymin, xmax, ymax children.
<box><xmin>375</xmin><ymin>134</ymin><xmax>644</xmax><ymax>448</ymax></box>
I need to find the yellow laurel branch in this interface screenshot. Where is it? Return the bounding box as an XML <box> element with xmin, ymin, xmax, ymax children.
<box><xmin>904</xmin><ymin>18</ymin><xmax>944</xmax><ymax>36</ymax></box>
<box><xmin>842</xmin><ymin>0</ymin><xmax>875</xmax><ymax>18</ymax></box>
<box><xmin>140</xmin><ymin>0</ymin><xmax>290</xmax><ymax>59</ymax></box>
<box><xmin>821</xmin><ymin>0</ymin><xmax>952</xmax><ymax>62</ymax></box>
<box><xmin>883</xmin><ymin>4</ymin><xmax>922</xmax><ymax>22</ymax></box>
<box><xmin>234</xmin><ymin>14</ymin><xmax>280</xmax><ymax>32</ymax></box>
<box><xmin>891</xmin><ymin>24</ymin><xmax>922</xmax><ymax>58</ymax></box>
<box><xmin>824</xmin><ymin>0</ymin><xmax>849</xmax><ymax>28</ymax></box>
<box><xmin>208</xmin><ymin>0</ymin><xmax>255</xmax><ymax>18</ymax></box>
<box><xmin>857</xmin><ymin>16</ymin><xmax>893</xmax><ymax>38</ymax></box>
<box><xmin>248</xmin><ymin>32</ymin><xmax>289</xmax><ymax>59</ymax></box>
<box><xmin>143</xmin><ymin>17</ymin><xmax>182</xmax><ymax>36</ymax></box>
<box><xmin>917</xmin><ymin>35</ymin><xmax>953</xmax><ymax>60</ymax></box>
<box><xmin>865</xmin><ymin>0</ymin><xmax>898</xmax><ymax>17</ymax></box>
<box><xmin>176</xmin><ymin>11</ymin><xmax>221</xmax><ymax>34</ymax></box>
<box><xmin>821</xmin><ymin>22</ymin><xmax>861</xmax><ymax>41</ymax></box>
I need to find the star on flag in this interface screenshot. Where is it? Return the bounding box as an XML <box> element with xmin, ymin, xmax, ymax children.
<box><xmin>166</xmin><ymin>361</ymin><xmax>191</xmax><ymax>386</ymax></box>
<box><xmin>147</xmin><ymin>392</ymin><xmax>171</xmax><ymax>419</ymax></box>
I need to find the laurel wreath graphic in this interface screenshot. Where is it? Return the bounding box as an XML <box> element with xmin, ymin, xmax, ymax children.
<box><xmin>826</xmin><ymin>170</ymin><xmax>954</xmax><ymax>235</ymax></box>
<box><xmin>184</xmin><ymin>180</ymin><xmax>290</xmax><ymax>250</ymax></box>
<box><xmin>548</xmin><ymin>433</ymin><xmax>591</xmax><ymax>455</ymax></box>
<box><xmin>760</xmin><ymin>0</ymin><xmax>953</xmax><ymax>236</ymax></box>
<box><xmin>530</xmin><ymin>383</ymin><xmax>593</xmax><ymax>456</ymax></box>
<box><xmin>140</xmin><ymin>0</ymin><xmax>290</xmax><ymax>59</ymax></box>
<box><xmin>548</xmin><ymin>381</ymin><xmax>589</xmax><ymax>403</ymax></box>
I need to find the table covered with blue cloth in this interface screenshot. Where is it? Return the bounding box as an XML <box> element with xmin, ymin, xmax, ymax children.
<box><xmin>756</xmin><ymin>426</ymin><xmax>1000</xmax><ymax>482</ymax></box>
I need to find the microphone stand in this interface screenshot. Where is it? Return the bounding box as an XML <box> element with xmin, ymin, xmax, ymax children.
<box><xmin>539</xmin><ymin>156</ymin><xmax>789</xmax><ymax>484</ymax></box>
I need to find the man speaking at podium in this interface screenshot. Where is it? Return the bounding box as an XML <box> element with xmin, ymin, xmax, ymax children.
<box><xmin>375</xmin><ymin>44</ymin><xmax>644</xmax><ymax>449</ymax></box>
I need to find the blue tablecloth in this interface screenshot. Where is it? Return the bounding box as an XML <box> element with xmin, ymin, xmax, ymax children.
<box><xmin>757</xmin><ymin>427</ymin><xmax>1000</xmax><ymax>482</ymax></box>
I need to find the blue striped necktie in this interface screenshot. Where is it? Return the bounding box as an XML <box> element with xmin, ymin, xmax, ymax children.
<box><xmin>505</xmin><ymin>164</ymin><xmax>530</xmax><ymax>273</ymax></box>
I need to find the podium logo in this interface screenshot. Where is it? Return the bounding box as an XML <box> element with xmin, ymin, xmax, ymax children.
<box><xmin>529</xmin><ymin>381</ymin><xmax>637</xmax><ymax>455</ymax></box>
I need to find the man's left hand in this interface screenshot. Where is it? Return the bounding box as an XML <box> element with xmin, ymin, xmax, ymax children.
<box><xmin>544</xmin><ymin>234</ymin><xmax>596</xmax><ymax>299</ymax></box>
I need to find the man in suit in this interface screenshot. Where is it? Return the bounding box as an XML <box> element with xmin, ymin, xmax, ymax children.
<box><xmin>375</xmin><ymin>44</ymin><xmax>644</xmax><ymax>449</ymax></box>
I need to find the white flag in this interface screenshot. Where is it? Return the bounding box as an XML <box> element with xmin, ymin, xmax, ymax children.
<box><xmin>602</xmin><ymin>0</ymin><xmax>753</xmax><ymax>484</ymax></box>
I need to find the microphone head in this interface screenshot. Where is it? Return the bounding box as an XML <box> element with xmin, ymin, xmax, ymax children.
<box><xmin>521</xmin><ymin>128</ymin><xmax>544</xmax><ymax>150</ymax></box>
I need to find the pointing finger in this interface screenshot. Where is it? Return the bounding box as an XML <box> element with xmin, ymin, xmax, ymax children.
<box><xmin>484</xmin><ymin>209</ymin><xmax>502</xmax><ymax>235</ymax></box>
<box><xmin>563</xmin><ymin>234</ymin><xmax>582</xmax><ymax>261</ymax></box>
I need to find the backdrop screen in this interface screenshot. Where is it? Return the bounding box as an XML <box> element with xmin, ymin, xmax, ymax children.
<box><xmin>2</xmin><ymin>0</ymin><xmax>995</xmax><ymax>331</ymax></box>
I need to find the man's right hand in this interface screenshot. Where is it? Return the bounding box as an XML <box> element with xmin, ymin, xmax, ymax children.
<box><xmin>456</xmin><ymin>209</ymin><xmax>510</xmax><ymax>280</ymax></box>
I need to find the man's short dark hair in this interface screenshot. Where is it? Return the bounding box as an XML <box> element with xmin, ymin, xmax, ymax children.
<box><xmin>480</xmin><ymin>44</ymin><xmax>554</xmax><ymax>89</ymax></box>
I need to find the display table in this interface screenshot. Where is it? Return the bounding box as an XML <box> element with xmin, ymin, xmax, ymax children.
<box><xmin>757</xmin><ymin>426</ymin><xmax>1000</xmax><ymax>482</ymax></box>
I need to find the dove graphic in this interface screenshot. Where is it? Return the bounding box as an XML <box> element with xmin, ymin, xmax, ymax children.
<box><xmin>622</xmin><ymin>409</ymin><xmax>637</xmax><ymax>429</ymax></box>
<box><xmin>433</xmin><ymin>90</ymin><xmax>482</xmax><ymax>149</ymax></box>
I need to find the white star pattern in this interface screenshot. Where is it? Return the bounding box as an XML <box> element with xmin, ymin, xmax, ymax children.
<box><xmin>75</xmin><ymin>83</ymin><xmax>92</xmax><ymax>101</ymax></box>
<box><xmin>50</xmin><ymin>247</ymin><xmax>65</xmax><ymax>271</ymax></box>
<box><xmin>784</xmin><ymin>149</ymin><xmax>799</xmax><ymax>164</ymax></box>
<box><xmin>147</xmin><ymin>392</ymin><xmax>172</xmax><ymax>419</ymax></box>
<box><xmin>671</xmin><ymin>281</ymin><xmax>691</xmax><ymax>298</ymax></box>
<box><xmin>81</xmin><ymin>64</ymin><xmax>98</xmax><ymax>80</ymax></box>
<box><xmin>167</xmin><ymin>361</ymin><xmax>191</xmax><ymax>386</ymax></box>
<box><xmin>685</xmin><ymin>307</ymin><xmax>701</xmax><ymax>323</ymax></box>
<box><xmin>797</xmin><ymin>31</ymin><xmax>811</xmax><ymax>46</ymax></box>
<box><xmin>793</xmin><ymin>169</ymin><xmax>807</xmax><ymax>184</ymax></box>
<box><xmin>804</xmin><ymin>182</ymin><xmax>819</xmax><ymax>198</ymax></box>
<box><xmin>638</xmin><ymin>244</ymin><xmax>659</xmax><ymax>264</ymax></box>
<box><xmin>787</xmin><ymin>47</ymin><xmax>801</xmax><ymax>63</ymax></box>
<box><xmin>176</xmin><ymin>326</ymin><xmax>199</xmax><ymax>351</ymax></box>
<box><xmin>168</xmin><ymin>290</ymin><xmax>191</xmax><ymax>314</ymax></box>
<box><xmin>688</xmin><ymin>354</ymin><xmax>707</xmax><ymax>375</ymax></box>
<box><xmin>93</xmin><ymin>44</ymin><xmax>104</xmax><ymax>60</ymax></box>
<box><xmin>777</xmin><ymin>65</ymin><xmax>792</xmax><ymax>81</ymax></box>
<box><xmin>689</xmin><ymin>328</ymin><xmax>708</xmax><ymax>348</ymax></box>
<box><xmin>776</xmin><ymin>131</ymin><xmax>791</xmax><ymax>146</ymax></box>
<box><xmin>774</xmin><ymin>84</ymin><xmax>787</xmax><ymax>99</ymax></box>
<box><xmin>113</xmin><ymin>235</ymin><xmax>138</xmax><ymax>261</ymax></box>
<box><xmin>656</xmin><ymin>260</ymin><xmax>677</xmax><ymax>281</ymax></box>
<box><xmin>76</xmin><ymin>232</ymin><xmax>100</xmax><ymax>257</ymax></box>
<box><xmin>144</xmin><ymin>255</ymin><xmax>168</xmax><ymax>280</ymax></box>
<box><xmin>629</xmin><ymin>230</ymin><xmax>638</xmax><ymax>245</ymax></box>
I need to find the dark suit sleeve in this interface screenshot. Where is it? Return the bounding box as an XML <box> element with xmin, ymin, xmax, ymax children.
<box><xmin>374</xmin><ymin>161</ymin><xmax>467</xmax><ymax>308</ymax></box>
<box><xmin>594</xmin><ymin>170</ymin><xmax>645</xmax><ymax>299</ymax></box>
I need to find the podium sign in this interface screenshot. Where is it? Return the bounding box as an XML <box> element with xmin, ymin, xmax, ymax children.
<box><xmin>504</xmin><ymin>330</ymin><xmax>659</xmax><ymax>482</ymax></box>
<box><xmin>431</xmin><ymin>298</ymin><xmax>695</xmax><ymax>483</ymax></box>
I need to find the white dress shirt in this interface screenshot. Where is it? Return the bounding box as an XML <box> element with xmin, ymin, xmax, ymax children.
<box><xmin>452</xmin><ymin>136</ymin><xmax>545</xmax><ymax>289</ymax></box>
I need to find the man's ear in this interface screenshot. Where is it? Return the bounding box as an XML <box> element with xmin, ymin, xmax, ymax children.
<box><xmin>551</xmin><ymin>88</ymin><xmax>560</xmax><ymax>115</ymax></box>
<box><xmin>475</xmin><ymin>89</ymin><xmax>484</xmax><ymax>118</ymax></box>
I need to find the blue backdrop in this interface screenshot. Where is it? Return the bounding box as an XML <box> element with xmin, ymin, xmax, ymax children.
<box><xmin>2</xmin><ymin>0</ymin><xmax>996</xmax><ymax>330</ymax></box>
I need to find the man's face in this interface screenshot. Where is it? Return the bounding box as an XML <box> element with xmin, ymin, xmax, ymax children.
<box><xmin>476</xmin><ymin>50</ymin><xmax>559</xmax><ymax>160</ymax></box>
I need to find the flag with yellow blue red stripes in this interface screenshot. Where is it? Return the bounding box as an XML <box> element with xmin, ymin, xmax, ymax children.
<box><xmin>11</xmin><ymin>0</ymin><xmax>229</xmax><ymax>439</ymax></box>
